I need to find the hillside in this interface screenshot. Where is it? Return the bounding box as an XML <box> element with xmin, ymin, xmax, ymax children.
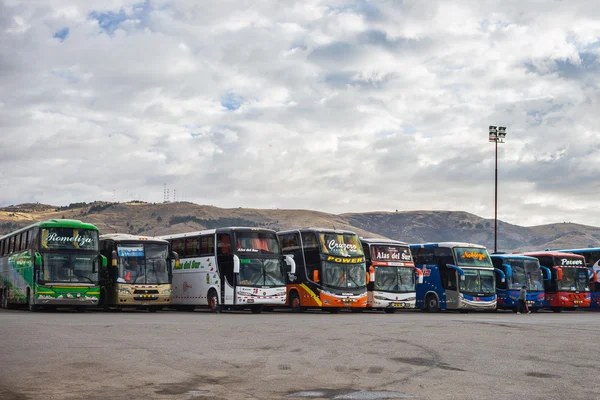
<box><xmin>1</xmin><ymin>201</ymin><xmax>599</xmax><ymax>252</ymax></box>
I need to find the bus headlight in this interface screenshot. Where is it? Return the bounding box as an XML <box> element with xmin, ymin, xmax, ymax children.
<box><xmin>162</xmin><ymin>289</ymin><xmax>172</xmax><ymax>295</ymax></box>
<box><xmin>118</xmin><ymin>289</ymin><xmax>130</xmax><ymax>295</ymax></box>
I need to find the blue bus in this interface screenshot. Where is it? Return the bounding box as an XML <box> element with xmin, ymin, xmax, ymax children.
<box><xmin>410</xmin><ymin>242</ymin><xmax>497</xmax><ymax>312</ymax></box>
<box><xmin>555</xmin><ymin>247</ymin><xmax>600</xmax><ymax>309</ymax></box>
<box><xmin>491</xmin><ymin>254</ymin><xmax>547</xmax><ymax>312</ymax></box>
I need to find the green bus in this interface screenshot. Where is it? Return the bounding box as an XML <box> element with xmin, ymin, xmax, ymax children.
<box><xmin>0</xmin><ymin>219</ymin><xmax>106</xmax><ymax>312</ymax></box>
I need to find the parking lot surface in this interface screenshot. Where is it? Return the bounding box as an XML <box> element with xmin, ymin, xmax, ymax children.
<box><xmin>0</xmin><ymin>308</ymin><xmax>596</xmax><ymax>400</ymax></box>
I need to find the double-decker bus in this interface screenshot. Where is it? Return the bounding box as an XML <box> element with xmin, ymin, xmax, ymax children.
<box><xmin>160</xmin><ymin>227</ymin><xmax>295</xmax><ymax>313</ymax></box>
<box><xmin>523</xmin><ymin>251</ymin><xmax>595</xmax><ymax>312</ymax></box>
<box><xmin>491</xmin><ymin>254</ymin><xmax>547</xmax><ymax>312</ymax></box>
<box><xmin>99</xmin><ymin>234</ymin><xmax>175</xmax><ymax>312</ymax></box>
<box><xmin>410</xmin><ymin>242</ymin><xmax>497</xmax><ymax>312</ymax></box>
<box><xmin>555</xmin><ymin>247</ymin><xmax>600</xmax><ymax>308</ymax></box>
<box><xmin>0</xmin><ymin>219</ymin><xmax>106</xmax><ymax>312</ymax></box>
<box><xmin>277</xmin><ymin>228</ymin><xmax>367</xmax><ymax>313</ymax></box>
<box><xmin>360</xmin><ymin>238</ymin><xmax>422</xmax><ymax>313</ymax></box>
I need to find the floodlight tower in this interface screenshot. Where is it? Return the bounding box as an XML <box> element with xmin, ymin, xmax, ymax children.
<box><xmin>489</xmin><ymin>126</ymin><xmax>507</xmax><ymax>253</ymax></box>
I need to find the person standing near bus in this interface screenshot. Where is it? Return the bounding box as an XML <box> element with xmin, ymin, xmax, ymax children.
<box><xmin>517</xmin><ymin>285</ymin><xmax>530</xmax><ymax>314</ymax></box>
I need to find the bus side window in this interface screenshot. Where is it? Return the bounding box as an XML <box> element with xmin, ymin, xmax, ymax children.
<box><xmin>362</xmin><ymin>244</ymin><xmax>371</xmax><ymax>262</ymax></box>
<box><xmin>200</xmin><ymin>235</ymin><xmax>214</xmax><ymax>256</ymax></box>
<box><xmin>171</xmin><ymin>239</ymin><xmax>185</xmax><ymax>258</ymax></box>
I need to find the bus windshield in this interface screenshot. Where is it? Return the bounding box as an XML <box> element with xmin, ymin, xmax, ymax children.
<box><xmin>237</xmin><ymin>258</ymin><xmax>286</xmax><ymax>287</ymax></box>
<box><xmin>459</xmin><ymin>269</ymin><xmax>495</xmax><ymax>295</ymax></box>
<box><xmin>371</xmin><ymin>245</ymin><xmax>412</xmax><ymax>263</ymax></box>
<box><xmin>41</xmin><ymin>228</ymin><xmax>98</xmax><ymax>251</ymax></box>
<box><xmin>236</xmin><ymin>231</ymin><xmax>281</xmax><ymax>255</ymax></box>
<box><xmin>374</xmin><ymin>266</ymin><xmax>415</xmax><ymax>293</ymax></box>
<box><xmin>322</xmin><ymin>261</ymin><xmax>366</xmax><ymax>288</ymax></box>
<box><xmin>505</xmin><ymin>259</ymin><xmax>543</xmax><ymax>291</ymax></box>
<box><xmin>117</xmin><ymin>243</ymin><xmax>169</xmax><ymax>284</ymax></box>
<box><xmin>40</xmin><ymin>253</ymin><xmax>98</xmax><ymax>284</ymax></box>
<box><xmin>558</xmin><ymin>268</ymin><xmax>590</xmax><ymax>292</ymax></box>
<box><xmin>454</xmin><ymin>247</ymin><xmax>492</xmax><ymax>267</ymax></box>
<box><xmin>319</xmin><ymin>233</ymin><xmax>363</xmax><ymax>257</ymax></box>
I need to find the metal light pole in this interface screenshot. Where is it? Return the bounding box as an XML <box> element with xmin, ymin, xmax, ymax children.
<box><xmin>489</xmin><ymin>126</ymin><xmax>507</xmax><ymax>253</ymax></box>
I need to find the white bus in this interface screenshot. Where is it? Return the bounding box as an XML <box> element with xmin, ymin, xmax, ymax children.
<box><xmin>160</xmin><ymin>227</ymin><xmax>295</xmax><ymax>313</ymax></box>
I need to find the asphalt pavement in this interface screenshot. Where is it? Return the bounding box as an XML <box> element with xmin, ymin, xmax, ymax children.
<box><xmin>0</xmin><ymin>308</ymin><xmax>597</xmax><ymax>400</ymax></box>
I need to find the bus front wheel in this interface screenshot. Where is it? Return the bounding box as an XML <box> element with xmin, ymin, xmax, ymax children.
<box><xmin>289</xmin><ymin>292</ymin><xmax>303</xmax><ymax>313</ymax></box>
<box><xmin>208</xmin><ymin>290</ymin><xmax>221</xmax><ymax>313</ymax></box>
<box><xmin>426</xmin><ymin>295</ymin><xmax>440</xmax><ymax>313</ymax></box>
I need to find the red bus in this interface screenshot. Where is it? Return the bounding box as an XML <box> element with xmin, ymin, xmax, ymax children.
<box><xmin>523</xmin><ymin>251</ymin><xmax>596</xmax><ymax>312</ymax></box>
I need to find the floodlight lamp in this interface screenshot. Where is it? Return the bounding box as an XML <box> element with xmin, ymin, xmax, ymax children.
<box><xmin>498</xmin><ymin>126</ymin><xmax>507</xmax><ymax>139</ymax></box>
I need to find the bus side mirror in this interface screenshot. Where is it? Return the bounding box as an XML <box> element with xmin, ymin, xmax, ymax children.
<box><xmin>111</xmin><ymin>250</ymin><xmax>118</xmax><ymax>267</ymax></box>
<box><xmin>173</xmin><ymin>251</ymin><xmax>180</xmax><ymax>269</ymax></box>
<box><xmin>313</xmin><ymin>270</ymin><xmax>319</xmax><ymax>283</ymax></box>
<box><xmin>101</xmin><ymin>255</ymin><xmax>107</xmax><ymax>269</ymax></box>
<box><xmin>285</xmin><ymin>255</ymin><xmax>296</xmax><ymax>274</ymax></box>
<box><xmin>554</xmin><ymin>267</ymin><xmax>563</xmax><ymax>281</ymax></box>
<box><xmin>233</xmin><ymin>255</ymin><xmax>240</xmax><ymax>274</ymax></box>
<box><xmin>415</xmin><ymin>268</ymin><xmax>423</xmax><ymax>284</ymax></box>
<box><xmin>34</xmin><ymin>252</ymin><xmax>42</xmax><ymax>267</ymax></box>
<box><xmin>592</xmin><ymin>270</ymin><xmax>598</xmax><ymax>284</ymax></box>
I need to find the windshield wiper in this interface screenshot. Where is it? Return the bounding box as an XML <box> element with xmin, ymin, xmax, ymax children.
<box><xmin>73</xmin><ymin>274</ymin><xmax>94</xmax><ymax>284</ymax></box>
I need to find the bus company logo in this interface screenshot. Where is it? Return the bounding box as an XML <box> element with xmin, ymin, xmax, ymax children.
<box><xmin>561</xmin><ymin>258</ymin><xmax>584</xmax><ymax>266</ymax></box>
<box><xmin>461</xmin><ymin>251</ymin><xmax>487</xmax><ymax>261</ymax></box>
<box><xmin>183</xmin><ymin>282</ymin><xmax>192</xmax><ymax>292</ymax></box>
<box><xmin>423</xmin><ymin>268</ymin><xmax>431</xmax><ymax>277</ymax></box>
<box><xmin>327</xmin><ymin>240</ymin><xmax>358</xmax><ymax>252</ymax></box>
<box><xmin>47</xmin><ymin>233</ymin><xmax>92</xmax><ymax>246</ymax></box>
<box><xmin>326</xmin><ymin>255</ymin><xmax>364</xmax><ymax>264</ymax></box>
<box><xmin>238</xmin><ymin>248</ymin><xmax>259</xmax><ymax>253</ymax></box>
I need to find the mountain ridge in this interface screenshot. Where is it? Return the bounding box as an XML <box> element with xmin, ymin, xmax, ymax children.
<box><xmin>1</xmin><ymin>201</ymin><xmax>599</xmax><ymax>252</ymax></box>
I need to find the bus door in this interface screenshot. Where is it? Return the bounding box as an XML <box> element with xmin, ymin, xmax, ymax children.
<box><xmin>436</xmin><ymin>248</ymin><xmax>458</xmax><ymax>309</ymax></box>
<box><xmin>217</xmin><ymin>233</ymin><xmax>234</xmax><ymax>305</ymax></box>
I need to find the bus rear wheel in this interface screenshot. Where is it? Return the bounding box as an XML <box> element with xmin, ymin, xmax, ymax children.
<box><xmin>425</xmin><ymin>295</ymin><xmax>440</xmax><ymax>313</ymax></box>
<box><xmin>208</xmin><ymin>290</ymin><xmax>221</xmax><ymax>313</ymax></box>
<box><xmin>289</xmin><ymin>292</ymin><xmax>303</xmax><ymax>313</ymax></box>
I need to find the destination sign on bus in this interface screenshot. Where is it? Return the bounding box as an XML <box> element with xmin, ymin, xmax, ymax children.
<box><xmin>371</xmin><ymin>245</ymin><xmax>412</xmax><ymax>262</ymax></box>
<box><xmin>319</xmin><ymin>233</ymin><xmax>363</xmax><ymax>257</ymax></box>
<box><xmin>117</xmin><ymin>245</ymin><xmax>144</xmax><ymax>257</ymax></box>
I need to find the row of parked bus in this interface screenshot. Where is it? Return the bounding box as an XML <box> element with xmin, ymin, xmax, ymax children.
<box><xmin>0</xmin><ymin>219</ymin><xmax>598</xmax><ymax>313</ymax></box>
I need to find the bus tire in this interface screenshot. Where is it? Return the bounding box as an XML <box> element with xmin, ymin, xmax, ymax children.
<box><xmin>552</xmin><ymin>307</ymin><xmax>564</xmax><ymax>313</ymax></box>
<box><xmin>208</xmin><ymin>290</ymin><xmax>221</xmax><ymax>313</ymax></box>
<box><xmin>425</xmin><ymin>294</ymin><xmax>440</xmax><ymax>313</ymax></box>
<box><xmin>384</xmin><ymin>308</ymin><xmax>396</xmax><ymax>314</ymax></box>
<box><xmin>250</xmin><ymin>305</ymin><xmax>264</xmax><ymax>314</ymax></box>
<box><xmin>28</xmin><ymin>289</ymin><xmax>38</xmax><ymax>312</ymax></box>
<box><xmin>289</xmin><ymin>291</ymin><xmax>303</xmax><ymax>313</ymax></box>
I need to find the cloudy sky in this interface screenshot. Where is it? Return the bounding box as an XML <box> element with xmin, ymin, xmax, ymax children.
<box><xmin>1</xmin><ymin>0</ymin><xmax>600</xmax><ymax>226</ymax></box>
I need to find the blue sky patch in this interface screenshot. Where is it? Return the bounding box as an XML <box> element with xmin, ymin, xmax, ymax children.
<box><xmin>53</xmin><ymin>27</ymin><xmax>69</xmax><ymax>41</ymax></box>
<box><xmin>220</xmin><ymin>92</ymin><xmax>244</xmax><ymax>111</ymax></box>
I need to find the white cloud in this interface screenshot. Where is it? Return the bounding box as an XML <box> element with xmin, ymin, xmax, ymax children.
<box><xmin>1</xmin><ymin>0</ymin><xmax>600</xmax><ymax>227</ymax></box>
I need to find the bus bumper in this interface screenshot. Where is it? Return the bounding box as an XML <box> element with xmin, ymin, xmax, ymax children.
<box><xmin>36</xmin><ymin>295</ymin><xmax>99</xmax><ymax>306</ymax></box>
<box><xmin>459</xmin><ymin>298</ymin><xmax>497</xmax><ymax>310</ymax></box>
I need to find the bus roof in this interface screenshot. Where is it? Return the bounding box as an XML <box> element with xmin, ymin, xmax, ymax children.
<box><xmin>410</xmin><ymin>242</ymin><xmax>487</xmax><ymax>249</ymax></box>
<box><xmin>555</xmin><ymin>247</ymin><xmax>600</xmax><ymax>253</ymax></box>
<box><xmin>1</xmin><ymin>219</ymin><xmax>99</xmax><ymax>238</ymax></box>
<box><xmin>100</xmin><ymin>233</ymin><xmax>168</xmax><ymax>244</ymax></box>
<box><xmin>277</xmin><ymin>227</ymin><xmax>358</xmax><ymax>235</ymax></box>
<box><xmin>522</xmin><ymin>251</ymin><xmax>585</xmax><ymax>258</ymax></box>
<box><xmin>159</xmin><ymin>227</ymin><xmax>277</xmax><ymax>241</ymax></box>
<box><xmin>360</xmin><ymin>237</ymin><xmax>409</xmax><ymax>246</ymax></box>
<box><xmin>491</xmin><ymin>254</ymin><xmax>539</xmax><ymax>261</ymax></box>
